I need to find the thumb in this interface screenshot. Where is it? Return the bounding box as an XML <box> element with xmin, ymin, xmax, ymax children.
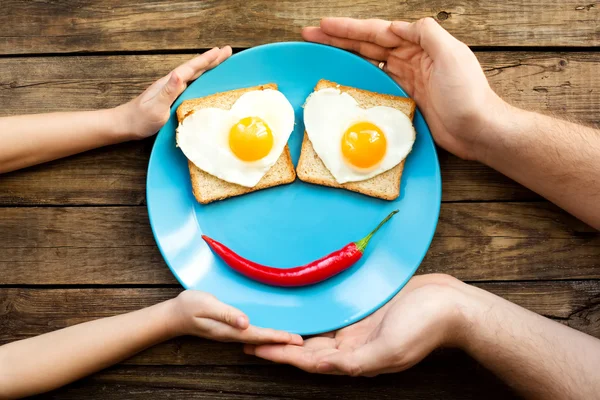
<box><xmin>391</xmin><ymin>17</ymin><xmax>457</xmax><ymax>57</ymax></box>
<box><xmin>157</xmin><ymin>70</ymin><xmax>185</xmax><ymax>105</ymax></box>
<box><xmin>317</xmin><ymin>341</ymin><xmax>387</xmax><ymax>377</ymax></box>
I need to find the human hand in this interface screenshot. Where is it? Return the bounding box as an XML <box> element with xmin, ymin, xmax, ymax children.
<box><xmin>244</xmin><ymin>274</ymin><xmax>472</xmax><ymax>376</ymax></box>
<box><xmin>168</xmin><ymin>290</ymin><xmax>303</xmax><ymax>345</ymax></box>
<box><xmin>303</xmin><ymin>18</ymin><xmax>508</xmax><ymax>161</ymax></box>
<box><xmin>116</xmin><ymin>46</ymin><xmax>232</xmax><ymax>140</ymax></box>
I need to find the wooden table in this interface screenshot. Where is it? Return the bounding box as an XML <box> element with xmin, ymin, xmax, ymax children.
<box><xmin>1</xmin><ymin>1</ymin><xmax>599</xmax><ymax>398</ymax></box>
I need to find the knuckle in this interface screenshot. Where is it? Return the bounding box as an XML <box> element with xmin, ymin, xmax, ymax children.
<box><xmin>421</xmin><ymin>17</ymin><xmax>438</xmax><ymax>30</ymax></box>
<box><xmin>220</xmin><ymin>310</ymin><xmax>233</xmax><ymax>323</ymax></box>
<box><xmin>348</xmin><ymin>362</ymin><xmax>364</xmax><ymax>377</ymax></box>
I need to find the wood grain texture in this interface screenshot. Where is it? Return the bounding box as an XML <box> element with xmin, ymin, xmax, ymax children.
<box><xmin>2</xmin><ymin>284</ymin><xmax>597</xmax><ymax>399</ymax></box>
<box><xmin>2</xmin><ymin>282</ymin><xmax>598</xmax><ymax>344</ymax></box>
<box><xmin>0</xmin><ymin>52</ymin><xmax>598</xmax><ymax>204</ymax></box>
<box><xmin>0</xmin><ymin>204</ymin><xmax>597</xmax><ymax>284</ymax></box>
<box><xmin>35</xmin><ymin>358</ymin><xmax>515</xmax><ymax>400</ymax></box>
<box><xmin>1</xmin><ymin>0</ymin><xmax>598</xmax><ymax>55</ymax></box>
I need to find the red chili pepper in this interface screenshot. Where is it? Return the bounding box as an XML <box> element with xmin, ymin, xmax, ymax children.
<box><xmin>202</xmin><ymin>210</ymin><xmax>398</xmax><ymax>287</ymax></box>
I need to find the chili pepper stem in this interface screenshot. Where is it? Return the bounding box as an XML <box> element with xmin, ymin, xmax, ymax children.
<box><xmin>354</xmin><ymin>210</ymin><xmax>399</xmax><ymax>252</ymax></box>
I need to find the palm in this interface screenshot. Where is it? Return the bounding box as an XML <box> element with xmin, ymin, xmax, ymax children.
<box><xmin>249</xmin><ymin>275</ymin><xmax>464</xmax><ymax>376</ymax></box>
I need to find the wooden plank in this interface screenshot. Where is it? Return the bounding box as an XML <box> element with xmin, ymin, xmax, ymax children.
<box><xmin>2</xmin><ymin>282</ymin><xmax>597</xmax><ymax>342</ymax></box>
<box><xmin>2</xmin><ymin>285</ymin><xmax>596</xmax><ymax>399</ymax></box>
<box><xmin>0</xmin><ymin>204</ymin><xmax>597</xmax><ymax>284</ymax></box>
<box><xmin>37</xmin><ymin>356</ymin><xmax>515</xmax><ymax>399</ymax></box>
<box><xmin>1</xmin><ymin>0</ymin><xmax>598</xmax><ymax>55</ymax></box>
<box><xmin>0</xmin><ymin>52</ymin><xmax>598</xmax><ymax>204</ymax></box>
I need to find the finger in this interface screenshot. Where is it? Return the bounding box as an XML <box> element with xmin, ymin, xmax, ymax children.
<box><xmin>199</xmin><ymin>45</ymin><xmax>233</xmax><ymax>79</ymax></box>
<box><xmin>319</xmin><ymin>18</ymin><xmax>404</xmax><ymax>48</ymax></box>
<box><xmin>318</xmin><ymin>341</ymin><xmax>386</xmax><ymax>377</ymax></box>
<box><xmin>390</xmin><ymin>18</ymin><xmax>457</xmax><ymax>57</ymax></box>
<box><xmin>233</xmin><ymin>325</ymin><xmax>303</xmax><ymax>345</ymax></box>
<box><xmin>198</xmin><ymin>295</ymin><xmax>249</xmax><ymax>329</ymax></box>
<box><xmin>251</xmin><ymin>344</ymin><xmax>339</xmax><ymax>373</ymax></box>
<box><xmin>302</xmin><ymin>27</ymin><xmax>390</xmax><ymax>61</ymax></box>
<box><xmin>171</xmin><ymin>47</ymin><xmax>222</xmax><ymax>83</ymax></box>
<box><xmin>201</xmin><ymin>318</ymin><xmax>302</xmax><ymax>344</ymax></box>
<box><xmin>156</xmin><ymin>70</ymin><xmax>186</xmax><ymax>104</ymax></box>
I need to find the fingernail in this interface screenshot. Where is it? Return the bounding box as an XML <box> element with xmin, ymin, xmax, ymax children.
<box><xmin>236</xmin><ymin>315</ymin><xmax>248</xmax><ymax>329</ymax></box>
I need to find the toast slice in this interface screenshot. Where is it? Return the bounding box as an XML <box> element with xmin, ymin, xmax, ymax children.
<box><xmin>297</xmin><ymin>80</ymin><xmax>416</xmax><ymax>200</ymax></box>
<box><xmin>176</xmin><ymin>84</ymin><xmax>296</xmax><ymax>204</ymax></box>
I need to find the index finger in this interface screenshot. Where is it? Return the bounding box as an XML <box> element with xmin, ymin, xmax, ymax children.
<box><xmin>172</xmin><ymin>46</ymin><xmax>232</xmax><ymax>83</ymax></box>
<box><xmin>234</xmin><ymin>325</ymin><xmax>304</xmax><ymax>346</ymax></box>
<box><xmin>249</xmin><ymin>344</ymin><xmax>339</xmax><ymax>373</ymax></box>
<box><xmin>320</xmin><ymin>18</ymin><xmax>404</xmax><ymax>48</ymax></box>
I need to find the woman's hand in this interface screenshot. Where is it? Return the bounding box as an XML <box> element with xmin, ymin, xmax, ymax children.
<box><xmin>244</xmin><ymin>274</ymin><xmax>472</xmax><ymax>376</ymax></box>
<box><xmin>117</xmin><ymin>46</ymin><xmax>233</xmax><ymax>140</ymax></box>
<box><xmin>168</xmin><ymin>290</ymin><xmax>303</xmax><ymax>345</ymax></box>
<box><xmin>303</xmin><ymin>18</ymin><xmax>507</xmax><ymax>161</ymax></box>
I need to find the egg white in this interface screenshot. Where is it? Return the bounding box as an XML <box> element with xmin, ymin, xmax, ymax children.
<box><xmin>303</xmin><ymin>88</ymin><xmax>416</xmax><ymax>184</ymax></box>
<box><xmin>177</xmin><ymin>89</ymin><xmax>295</xmax><ymax>188</ymax></box>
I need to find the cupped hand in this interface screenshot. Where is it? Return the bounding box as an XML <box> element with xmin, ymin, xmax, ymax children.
<box><xmin>118</xmin><ymin>46</ymin><xmax>233</xmax><ymax>140</ymax></box>
<box><xmin>302</xmin><ymin>18</ymin><xmax>507</xmax><ymax>161</ymax></box>
<box><xmin>244</xmin><ymin>274</ymin><xmax>471</xmax><ymax>376</ymax></box>
<box><xmin>169</xmin><ymin>291</ymin><xmax>303</xmax><ymax>345</ymax></box>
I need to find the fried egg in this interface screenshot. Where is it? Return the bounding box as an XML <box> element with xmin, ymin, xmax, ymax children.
<box><xmin>303</xmin><ymin>88</ymin><xmax>416</xmax><ymax>184</ymax></box>
<box><xmin>177</xmin><ymin>89</ymin><xmax>294</xmax><ymax>187</ymax></box>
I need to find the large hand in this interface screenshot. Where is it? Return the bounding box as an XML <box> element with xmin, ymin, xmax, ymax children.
<box><xmin>169</xmin><ymin>291</ymin><xmax>303</xmax><ymax>345</ymax></box>
<box><xmin>118</xmin><ymin>46</ymin><xmax>232</xmax><ymax>140</ymax></box>
<box><xmin>303</xmin><ymin>18</ymin><xmax>507</xmax><ymax>161</ymax></box>
<box><xmin>245</xmin><ymin>274</ymin><xmax>471</xmax><ymax>376</ymax></box>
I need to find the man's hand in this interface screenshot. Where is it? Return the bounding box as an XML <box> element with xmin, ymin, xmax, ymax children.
<box><xmin>169</xmin><ymin>291</ymin><xmax>303</xmax><ymax>345</ymax></box>
<box><xmin>118</xmin><ymin>46</ymin><xmax>232</xmax><ymax>140</ymax></box>
<box><xmin>303</xmin><ymin>18</ymin><xmax>506</xmax><ymax>161</ymax></box>
<box><xmin>245</xmin><ymin>274</ymin><xmax>470</xmax><ymax>376</ymax></box>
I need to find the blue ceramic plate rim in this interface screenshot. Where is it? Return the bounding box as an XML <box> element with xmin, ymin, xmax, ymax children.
<box><xmin>146</xmin><ymin>41</ymin><xmax>441</xmax><ymax>335</ymax></box>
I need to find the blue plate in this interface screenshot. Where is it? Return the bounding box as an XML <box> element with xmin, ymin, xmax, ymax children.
<box><xmin>147</xmin><ymin>42</ymin><xmax>441</xmax><ymax>335</ymax></box>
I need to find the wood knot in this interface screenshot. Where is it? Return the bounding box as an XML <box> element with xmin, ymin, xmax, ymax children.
<box><xmin>436</xmin><ymin>11</ymin><xmax>450</xmax><ymax>21</ymax></box>
<box><xmin>558</xmin><ymin>59</ymin><xmax>568</xmax><ymax>68</ymax></box>
<box><xmin>98</xmin><ymin>82</ymin><xmax>110</xmax><ymax>93</ymax></box>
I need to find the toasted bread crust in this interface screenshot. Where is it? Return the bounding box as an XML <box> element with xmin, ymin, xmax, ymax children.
<box><xmin>296</xmin><ymin>79</ymin><xmax>416</xmax><ymax>201</ymax></box>
<box><xmin>176</xmin><ymin>83</ymin><xmax>296</xmax><ymax>204</ymax></box>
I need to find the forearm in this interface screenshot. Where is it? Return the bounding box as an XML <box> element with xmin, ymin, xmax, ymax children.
<box><xmin>0</xmin><ymin>299</ymin><xmax>177</xmax><ymax>399</ymax></box>
<box><xmin>477</xmin><ymin>105</ymin><xmax>600</xmax><ymax>229</ymax></box>
<box><xmin>0</xmin><ymin>106</ymin><xmax>133</xmax><ymax>173</ymax></box>
<box><xmin>460</xmin><ymin>284</ymin><xmax>600</xmax><ymax>399</ymax></box>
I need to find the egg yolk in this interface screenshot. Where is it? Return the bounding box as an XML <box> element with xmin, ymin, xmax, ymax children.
<box><xmin>341</xmin><ymin>122</ymin><xmax>387</xmax><ymax>169</ymax></box>
<box><xmin>229</xmin><ymin>117</ymin><xmax>274</xmax><ymax>162</ymax></box>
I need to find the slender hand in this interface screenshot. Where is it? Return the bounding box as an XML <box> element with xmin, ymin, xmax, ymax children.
<box><xmin>247</xmin><ymin>274</ymin><xmax>600</xmax><ymax>399</ymax></box>
<box><xmin>0</xmin><ymin>46</ymin><xmax>232</xmax><ymax>174</ymax></box>
<box><xmin>303</xmin><ymin>18</ymin><xmax>600</xmax><ymax>228</ymax></box>
<box><xmin>0</xmin><ymin>291</ymin><xmax>302</xmax><ymax>399</ymax></box>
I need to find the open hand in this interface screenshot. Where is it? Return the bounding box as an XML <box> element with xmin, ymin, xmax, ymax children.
<box><xmin>244</xmin><ymin>274</ymin><xmax>470</xmax><ymax>376</ymax></box>
<box><xmin>303</xmin><ymin>18</ymin><xmax>507</xmax><ymax>161</ymax></box>
<box><xmin>169</xmin><ymin>291</ymin><xmax>303</xmax><ymax>345</ymax></box>
<box><xmin>118</xmin><ymin>46</ymin><xmax>232</xmax><ymax>140</ymax></box>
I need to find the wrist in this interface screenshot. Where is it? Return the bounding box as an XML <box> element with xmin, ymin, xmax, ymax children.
<box><xmin>450</xmin><ymin>285</ymin><xmax>500</xmax><ymax>355</ymax></box>
<box><xmin>468</xmin><ymin>93</ymin><xmax>513</xmax><ymax>164</ymax></box>
<box><xmin>470</xmin><ymin>96</ymin><xmax>526</xmax><ymax>166</ymax></box>
<box><xmin>110</xmin><ymin>103</ymin><xmax>140</xmax><ymax>141</ymax></box>
<box><xmin>160</xmin><ymin>297</ymin><xmax>186</xmax><ymax>339</ymax></box>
